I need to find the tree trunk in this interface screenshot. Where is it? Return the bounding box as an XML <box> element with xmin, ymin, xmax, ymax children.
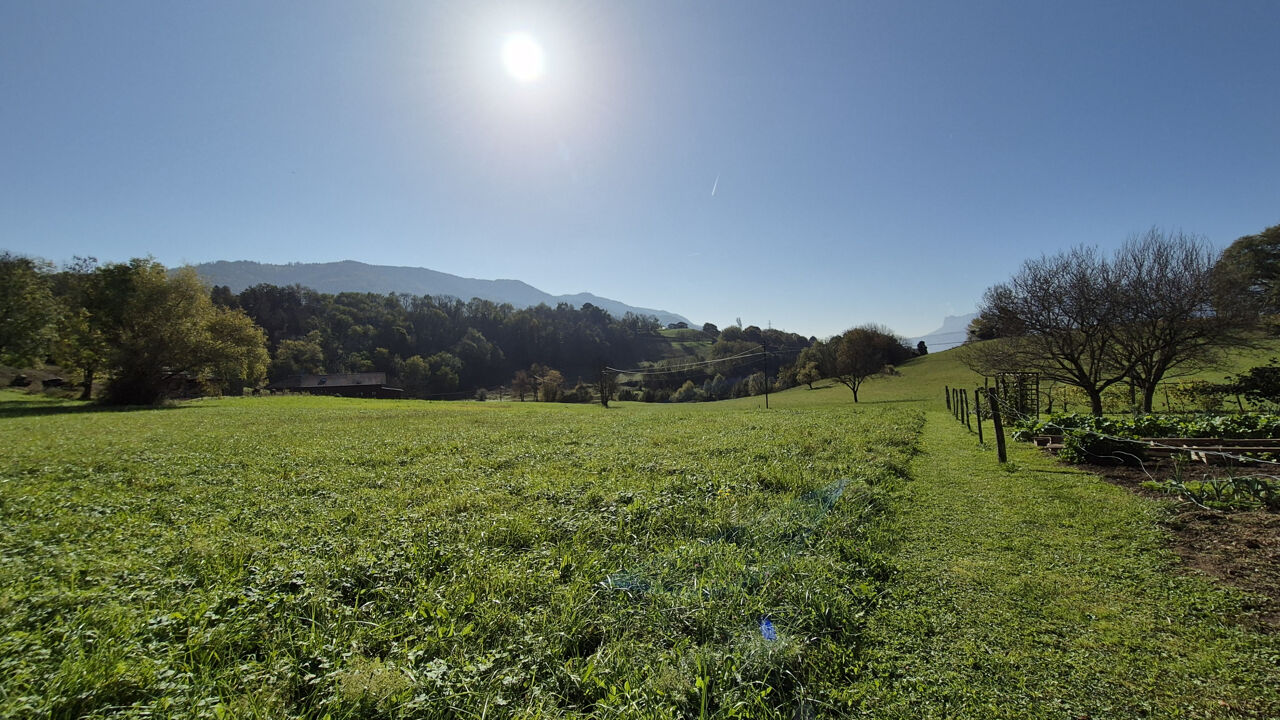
<box><xmin>79</xmin><ymin>366</ymin><xmax>94</xmax><ymax>401</ymax></box>
<box><xmin>1088</xmin><ymin>388</ymin><xmax>1104</xmax><ymax>416</ymax></box>
<box><xmin>1142</xmin><ymin>383</ymin><xmax>1158</xmax><ymax>414</ymax></box>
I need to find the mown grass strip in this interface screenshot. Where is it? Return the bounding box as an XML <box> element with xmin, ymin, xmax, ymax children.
<box><xmin>844</xmin><ymin>408</ymin><xmax>1280</xmax><ymax>719</ymax></box>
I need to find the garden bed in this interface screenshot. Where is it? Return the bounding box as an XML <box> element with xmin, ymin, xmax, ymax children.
<box><xmin>1082</xmin><ymin>461</ymin><xmax>1280</xmax><ymax>631</ymax></box>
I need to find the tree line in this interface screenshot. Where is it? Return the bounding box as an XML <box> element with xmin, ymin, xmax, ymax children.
<box><xmin>962</xmin><ymin>225</ymin><xmax>1277</xmax><ymax>415</ymax></box>
<box><xmin>224</xmin><ymin>282</ymin><xmax>673</xmax><ymax>396</ymax></box>
<box><xmin>1</xmin><ymin>257</ymin><xmax>268</xmax><ymax>405</ymax></box>
<box><xmin>6</xmin><ymin>255</ymin><xmax>925</xmax><ymax>405</ymax></box>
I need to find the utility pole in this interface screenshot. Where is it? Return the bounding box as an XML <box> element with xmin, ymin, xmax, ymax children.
<box><xmin>763</xmin><ymin>336</ymin><xmax>769</xmax><ymax>409</ymax></box>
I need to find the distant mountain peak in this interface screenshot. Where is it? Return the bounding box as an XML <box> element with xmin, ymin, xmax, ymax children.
<box><xmin>907</xmin><ymin>311</ymin><xmax>977</xmax><ymax>351</ymax></box>
<box><xmin>188</xmin><ymin>260</ymin><xmax>692</xmax><ymax>327</ymax></box>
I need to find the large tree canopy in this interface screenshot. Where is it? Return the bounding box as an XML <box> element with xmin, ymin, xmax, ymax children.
<box><xmin>804</xmin><ymin>324</ymin><xmax>911</xmax><ymax>402</ymax></box>
<box><xmin>0</xmin><ymin>253</ymin><xmax>57</xmax><ymax>366</ymax></box>
<box><xmin>1216</xmin><ymin>222</ymin><xmax>1280</xmax><ymax>316</ymax></box>
<box><xmin>90</xmin><ymin>260</ymin><xmax>268</xmax><ymax>404</ymax></box>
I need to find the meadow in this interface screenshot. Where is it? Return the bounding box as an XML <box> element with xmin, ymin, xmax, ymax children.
<box><xmin>3</xmin><ymin>346</ymin><xmax>1280</xmax><ymax>718</ymax></box>
<box><xmin>0</xmin><ymin>394</ymin><xmax>922</xmax><ymax>718</ymax></box>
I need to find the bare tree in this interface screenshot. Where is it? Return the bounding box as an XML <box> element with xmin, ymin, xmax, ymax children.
<box><xmin>511</xmin><ymin>370</ymin><xmax>531</xmax><ymax>401</ymax></box>
<box><xmin>596</xmin><ymin>367</ymin><xmax>617</xmax><ymax>407</ymax></box>
<box><xmin>961</xmin><ymin>246</ymin><xmax>1132</xmax><ymax>416</ymax></box>
<box><xmin>1111</xmin><ymin>229</ymin><xmax>1257</xmax><ymax>411</ymax></box>
<box><xmin>964</xmin><ymin>235</ymin><xmax>1259</xmax><ymax>415</ymax></box>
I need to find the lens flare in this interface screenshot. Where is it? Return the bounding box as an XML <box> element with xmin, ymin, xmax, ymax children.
<box><xmin>502</xmin><ymin>33</ymin><xmax>545</xmax><ymax>82</ymax></box>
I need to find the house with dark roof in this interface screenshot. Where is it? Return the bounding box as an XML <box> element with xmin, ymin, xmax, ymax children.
<box><xmin>267</xmin><ymin>372</ymin><xmax>403</xmax><ymax>398</ymax></box>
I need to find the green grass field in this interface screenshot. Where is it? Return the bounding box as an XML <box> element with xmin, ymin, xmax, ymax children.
<box><xmin>2</xmin><ymin>344</ymin><xmax>1279</xmax><ymax>718</ymax></box>
<box><xmin>0</xmin><ymin>395</ymin><xmax>922</xmax><ymax>718</ymax></box>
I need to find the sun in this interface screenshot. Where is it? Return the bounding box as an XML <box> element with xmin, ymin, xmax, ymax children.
<box><xmin>502</xmin><ymin>32</ymin><xmax>545</xmax><ymax>82</ymax></box>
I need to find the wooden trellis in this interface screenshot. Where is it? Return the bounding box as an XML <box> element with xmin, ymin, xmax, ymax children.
<box><xmin>993</xmin><ymin>372</ymin><xmax>1039</xmax><ymax>421</ymax></box>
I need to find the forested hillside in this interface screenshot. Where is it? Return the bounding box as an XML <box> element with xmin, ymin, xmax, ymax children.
<box><xmin>222</xmin><ymin>283</ymin><xmax>815</xmax><ymax>399</ymax></box>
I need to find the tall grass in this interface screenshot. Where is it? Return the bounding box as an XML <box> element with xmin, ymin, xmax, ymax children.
<box><xmin>0</xmin><ymin>394</ymin><xmax>923</xmax><ymax>718</ymax></box>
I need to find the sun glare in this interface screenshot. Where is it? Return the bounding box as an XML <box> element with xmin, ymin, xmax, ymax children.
<box><xmin>502</xmin><ymin>32</ymin><xmax>545</xmax><ymax>82</ymax></box>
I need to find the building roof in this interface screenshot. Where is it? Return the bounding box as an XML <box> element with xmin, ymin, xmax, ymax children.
<box><xmin>269</xmin><ymin>372</ymin><xmax>388</xmax><ymax>389</ymax></box>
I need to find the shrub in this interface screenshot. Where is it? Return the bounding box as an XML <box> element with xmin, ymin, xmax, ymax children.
<box><xmin>672</xmin><ymin>380</ymin><xmax>703</xmax><ymax>403</ymax></box>
<box><xmin>1057</xmin><ymin>432</ymin><xmax>1146</xmax><ymax>465</ymax></box>
<box><xmin>1167</xmin><ymin>380</ymin><xmax>1228</xmax><ymax>412</ymax></box>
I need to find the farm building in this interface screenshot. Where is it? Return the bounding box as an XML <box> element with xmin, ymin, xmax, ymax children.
<box><xmin>268</xmin><ymin>372</ymin><xmax>403</xmax><ymax>399</ymax></box>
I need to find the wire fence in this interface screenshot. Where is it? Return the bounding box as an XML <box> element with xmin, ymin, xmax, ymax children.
<box><xmin>945</xmin><ymin>382</ymin><xmax>1280</xmax><ymax>472</ymax></box>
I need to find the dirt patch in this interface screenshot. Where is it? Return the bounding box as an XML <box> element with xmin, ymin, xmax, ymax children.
<box><xmin>1079</xmin><ymin>460</ymin><xmax>1280</xmax><ymax>631</ymax></box>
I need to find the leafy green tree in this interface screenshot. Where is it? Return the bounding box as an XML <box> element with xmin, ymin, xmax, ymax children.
<box><xmin>672</xmin><ymin>380</ymin><xmax>701</xmax><ymax>402</ymax></box>
<box><xmin>93</xmin><ymin>261</ymin><xmax>269</xmax><ymax>405</ymax></box>
<box><xmin>796</xmin><ymin>362</ymin><xmax>822</xmax><ymax>390</ymax></box>
<box><xmin>1230</xmin><ymin>360</ymin><xmax>1280</xmax><ymax>408</ymax></box>
<box><xmin>272</xmin><ymin>334</ymin><xmax>327</xmax><ymax>378</ymax></box>
<box><xmin>830</xmin><ymin>325</ymin><xmax>910</xmax><ymax>402</ymax></box>
<box><xmin>210</xmin><ymin>285</ymin><xmax>239</xmax><ymax>309</ymax></box>
<box><xmin>702</xmin><ymin>373</ymin><xmax>732</xmax><ymax>400</ymax></box>
<box><xmin>538</xmin><ymin>369</ymin><xmax>564</xmax><ymax>402</ymax></box>
<box><xmin>400</xmin><ymin>355</ymin><xmax>432</xmax><ymax>398</ymax></box>
<box><xmin>1216</xmin><ymin>223</ymin><xmax>1280</xmax><ymax>315</ymax></box>
<box><xmin>205</xmin><ymin>306</ymin><xmax>271</xmax><ymax>395</ymax></box>
<box><xmin>452</xmin><ymin>328</ymin><xmax>504</xmax><ymax>387</ymax></box>
<box><xmin>424</xmin><ymin>352</ymin><xmax>462</xmax><ymax>395</ymax></box>
<box><xmin>0</xmin><ymin>253</ymin><xmax>57</xmax><ymax>366</ymax></box>
<box><xmin>49</xmin><ymin>257</ymin><xmax>110</xmax><ymax>398</ymax></box>
<box><xmin>774</xmin><ymin>364</ymin><xmax>797</xmax><ymax>391</ymax></box>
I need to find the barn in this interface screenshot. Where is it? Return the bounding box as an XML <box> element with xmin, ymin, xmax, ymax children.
<box><xmin>268</xmin><ymin>372</ymin><xmax>403</xmax><ymax>399</ymax></box>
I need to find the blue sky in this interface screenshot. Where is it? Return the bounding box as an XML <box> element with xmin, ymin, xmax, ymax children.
<box><xmin>3</xmin><ymin>1</ymin><xmax>1278</xmax><ymax>341</ymax></box>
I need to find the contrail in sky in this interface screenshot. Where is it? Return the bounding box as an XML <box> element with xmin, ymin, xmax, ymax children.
<box><xmin>711</xmin><ymin>173</ymin><xmax>719</xmax><ymax>196</ymax></box>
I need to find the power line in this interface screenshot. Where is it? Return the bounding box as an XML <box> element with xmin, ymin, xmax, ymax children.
<box><xmin>606</xmin><ymin>347</ymin><xmax>766</xmax><ymax>376</ymax></box>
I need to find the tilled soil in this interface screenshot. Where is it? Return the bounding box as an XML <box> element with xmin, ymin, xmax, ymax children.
<box><xmin>1080</xmin><ymin>461</ymin><xmax>1279</xmax><ymax>631</ymax></box>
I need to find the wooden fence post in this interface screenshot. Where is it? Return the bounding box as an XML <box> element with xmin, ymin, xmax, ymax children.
<box><xmin>962</xmin><ymin>391</ymin><xmax>972</xmax><ymax>431</ymax></box>
<box><xmin>986</xmin><ymin>388</ymin><xmax>1007</xmax><ymax>463</ymax></box>
<box><xmin>945</xmin><ymin>385</ymin><xmax>951</xmax><ymax>411</ymax></box>
<box><xmin>974</xmin><ymin>388</ymin><xmax>984</xmax><ymax>444</ymax></box>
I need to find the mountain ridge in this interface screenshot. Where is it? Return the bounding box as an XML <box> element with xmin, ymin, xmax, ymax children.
<box><xmin>187</xmin><ymin>260</ymin><xmax>692</xmax><ymax>327</ymax></box>
<box><xmin>907</xmin><ymin>312</ymin><xmax>977</xmax><ymax>351</ymax></box>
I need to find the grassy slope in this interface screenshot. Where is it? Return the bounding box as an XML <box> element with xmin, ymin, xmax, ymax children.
<box><xmin>851</xmin><ymin>408</ymin><xmax>1278</xmax><ymax>718</ymax></box>
<box><xmin>777</xmin><ymin>347</ymin><xmax>1280</xmax><ymax>718</ymax></box>
<box><xmin>642</xmin><ymin>329</ymin><xmax>715</xmax><ymax>364</ymax></box>
<box><xmin>626</xmin><ymin>346</ymin><xmax>1280</xmax><ymax>716</ymax></box>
